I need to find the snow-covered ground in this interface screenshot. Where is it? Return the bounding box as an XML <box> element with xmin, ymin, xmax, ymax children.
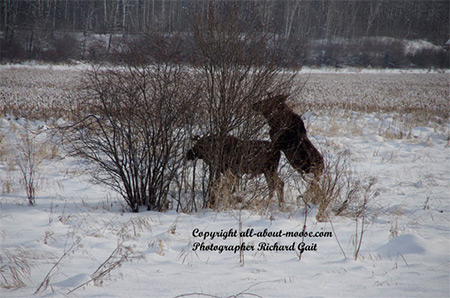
<box><xmin>0</xmin><ymin>66</ymin><xmax>449</xmax><ymax>297</ymax></box>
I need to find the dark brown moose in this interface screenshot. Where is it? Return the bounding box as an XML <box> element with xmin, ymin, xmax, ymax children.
<box><xmin>186</xmin><ymin>135</ymin><xmax>284</xmax><ymax>205</ymax></box>
<box><xmin>252</xmin><ymin>94</ymin><xmax>324</xmax><ymax>180</ymax></box>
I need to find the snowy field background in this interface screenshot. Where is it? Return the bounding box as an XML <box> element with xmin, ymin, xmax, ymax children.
<box><xmin>0</xmin><ymin>65</ymin><xmax>449</xmax><ymax>297</ymax></box>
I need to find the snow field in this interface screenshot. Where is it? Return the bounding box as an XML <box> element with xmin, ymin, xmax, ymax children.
<box><xmin>0</xmin><ymin>66</ymin><xmax>449</xmax><ymax>297</ymax></box>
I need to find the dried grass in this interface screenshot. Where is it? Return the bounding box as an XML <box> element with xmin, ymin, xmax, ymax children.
<box><xmin>0</xmin><ymin>248</ymin><xmax>32</xmax><ymax>289</ymax></box>
<box><xmin>294</xmin><ymin>73</ymin><xmax>449</xmax><ymax>120</ymax></box>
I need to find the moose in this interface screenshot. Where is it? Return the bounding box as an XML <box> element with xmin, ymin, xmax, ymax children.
<box><xmin>252</xmin><ymin>94</ymin><xmax>324</xmax><ymax>181</ymax></box>
<box><xmin>186</xmin><ymin>135</ymin><xmax>284</xmax><ymax>206</ymax></box>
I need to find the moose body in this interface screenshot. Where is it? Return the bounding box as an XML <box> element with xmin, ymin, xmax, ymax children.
<box><xmin>186</xmin><ymin>135</ymin><xmax>284</xmax><ymax>204</ymax></box>
<box><xmin>252</xmin><ymin>94</ymin><xmax>324</xmax><ymax>178</ymax></box>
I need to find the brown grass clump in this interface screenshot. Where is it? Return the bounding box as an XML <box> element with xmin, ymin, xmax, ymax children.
<box><xmin>0</xmin><ymin>248</ymin><xmax>32</xmax><ymax>289</ymax></box>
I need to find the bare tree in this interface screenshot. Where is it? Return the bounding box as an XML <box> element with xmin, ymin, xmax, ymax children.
<box><xmin>188</xmin><ymin>3</ymin><xmax>298</xmax><ymax>208</ymax></box>
<box><xmin>284</xmin><ymin>0</ymin><xmax>300</xmax><ymax>40</ymax></box>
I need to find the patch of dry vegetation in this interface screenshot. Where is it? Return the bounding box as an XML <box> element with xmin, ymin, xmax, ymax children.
<box><xmin>2</xmin><ymin>68</ymin><xmax>447</xmax><ymax>122</ymax></box>
<box><xmin>295</xmin><ymin>73</ymin><xmax>449</xmax><ymax>120</ymax></box>
<box><xmin>0</xmin><ymin>67</ymin><xmax>83</xmax><ymax>120</ymax></box>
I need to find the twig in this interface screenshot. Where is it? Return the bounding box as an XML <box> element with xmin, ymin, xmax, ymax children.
<box><xmin>174</xmin><ymin>279</ymin><xmax>279</xmax><ymax>298</ymax></box>
<box><xmin>68</xmin><ymin>242</ymin><xmax>131</xmax><ymax>294</ymax></box>
<box><xmin>174</xmin><ymin>293</ymin><xmax>220</xmax><ymax>298</ymax></box>
<box><xmin>328</xmin><ymin>215</ymin><xmax>347</xmax><ymax>259</ymax></box>
<box><xmin>398</xmin><ymin>253</ymin><xmax>409</xmax><ymax>268</ymax></box>
<box><xmin>354</xmin><ymin>195</ymin><xmax>368</xmax><ymax>261</ymax></box>
<box><xmin>35</xmin><ymin>239</ymin><xmax>80</xmax><ymax>294</ymax></box>
<box><xmin>298</xmin><ymin>197</ymin><xmax>308</xmax><ymax>261</ymax></box>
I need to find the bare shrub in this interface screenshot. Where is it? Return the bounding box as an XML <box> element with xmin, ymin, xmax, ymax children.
<box><xmin>60</xmin><ymin>33</ymin><xmax>199</xmax><ymax>212</ymax></box>
<box><xmin>408</xmin><ymin>48</ymin><xmax>449</xmax><ymax>68</ymax></box>
<box><xmin>313</xmin><ymin>42</ymin><xmax>340</xmax><ymax>67</ymax></box>
<box><xmin>60</xmin><ymin>61</ymin><xmax>197</xmax><ymax>212</ymax></box>
<box><xmin>293</xmin><ymin>147</ymin><xmax>378</xmax><ymax>222</ymax></box>
<box><xmin>292</xmin><ymin>150</ymin><xmax>344</xmax><ymax>221</ymax></box>
<box><xmin>14</xmin><ymin>124</ymin><xmax>46</xmax><ymax>206</ymax></box>
<box><xmin>42</xmin><ymin>34</ymin><xmax>80</xmax><ymax>62</ymax></box>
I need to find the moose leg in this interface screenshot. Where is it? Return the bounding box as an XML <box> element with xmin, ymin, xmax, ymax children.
<box><xmin>276</xmin><ymin>176</ymin><xmax>285</xmax><ymax>206</ymax></box>
<box><xmin>264</xmin><ymin>171</ymin><xmax>275</xmax><ymax>202</ymax></box>
<box><xmin>308</xmin><ymin>169</ymin><xmax>323</xmax><ymax>205</ymax></box>
<box><xmin>207</xmin><ymin>169</ymin><xmax>222</xmax><ymax>209</ymax></box>
<box><xmin>264</xmin><ymin>171</ymin><xmax>284</xmax><ymax>207</ymax></box>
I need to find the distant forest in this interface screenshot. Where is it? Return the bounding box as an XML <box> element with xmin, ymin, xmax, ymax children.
<box><xmin>1</xmin><ymin>0</ymin><xmax>449</xmax><ymax>67</ymax></box>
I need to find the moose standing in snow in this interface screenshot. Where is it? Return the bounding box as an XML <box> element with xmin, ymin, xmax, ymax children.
<box><xmin>252</xmin><ymin>94</ymin><xmax>324</xmax><ymax>211</ymax></box>
<box><xmin>252</xmin><ymin>94</ymin><xmax>324</xmax><ymax>179</ymax></box>
<box><xmin>186</xmin><ymin>135</ymin><xmax>284</xmax><ymax>206</ymax></box>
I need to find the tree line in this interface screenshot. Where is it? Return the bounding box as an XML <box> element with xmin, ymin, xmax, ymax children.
<box><xmin>1</xmin><ymin>0</ymin><xmax>448</xmax><ymax>41</ymax></box>
<box><xmin>1</xmin><ymin>0</ymin><xmax>449</xmax><ymax>67</ymax></box>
